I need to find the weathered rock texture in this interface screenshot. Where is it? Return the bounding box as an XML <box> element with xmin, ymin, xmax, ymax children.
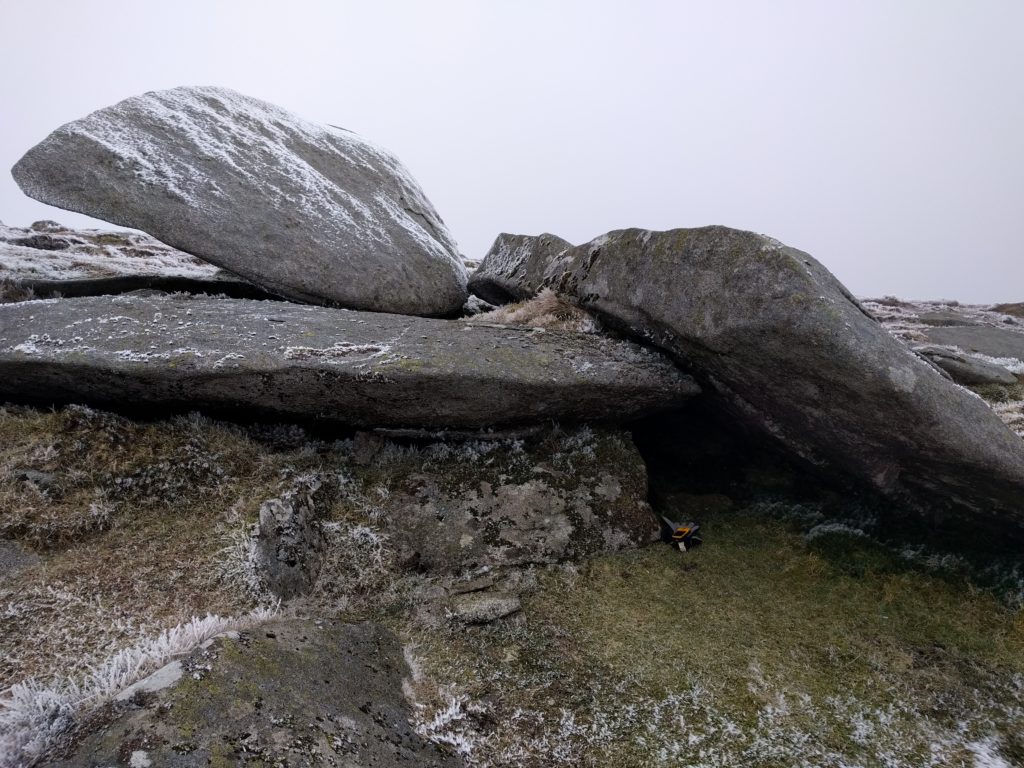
<box><xmin>914</xmin><ymin>345</ymin><xmax>1018</xmax><ymax>386</ymax></box>
<box><xmin>481</xmin><ymin>226</ymin><xmax>1024</xmax><ymax>527</ymax></box>
<box><xmin>253</xmin><ymin>474</ymin><xmax>333</xmax><ymax>599</ymax></box>
<box><xmin>340</xmin><ymin>426</ymin><xmax>658</xmax><ymax>573</ymax></box>
<box><xmin>468</xmin><ymin>232</ymin><xmax>572</xmax><ymax>304</ymax></box>
<box><xmin>0</xmin><ymin>220</ymin><xmax>268</xmax><ymax>301</ymax></box>
<box><xmin>0</xmin><ymin>294</ymin><xmax>697</xmax><ymax>428</ymax></box>
<box><xmin>48</xmin><ymin>619</ymin><xmax>464</xmax><ymax>767</ymax></box>
<box><xmin>12</xmin><ymin>86</ymin><xmax>467</xmax><ymax>315</ymax></box>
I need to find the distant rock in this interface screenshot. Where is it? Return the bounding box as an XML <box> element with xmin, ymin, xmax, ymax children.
<box><xmin>485</xmin><ymin>226</ymin><xmax>1024</xmax><ymax>526</ymax></box>
<box><xmin>993</xmin><ymin>302</ymin><xmax>1024</xmax><ymax>318</ymax></box>
<box><xmin>913</xmin><ymin>345</ymin><xmax>1018</xmax><ymax>386</ymax></box>
<box><xmin>923</xmin><ymin>325</ymin><xmax>1024</xmax><ymax>365</ymax></box>
<box><xmin>914</xmin><ymin>310</ymin><xmax>980</xmax><ymax>327</ymax></box>
<box><xmin>0</xmin><ymin>221</ymin><xmax>269</xmax><ymax>301</ymax></box>
<box><xmin>468</xmin><ymin>233</ymin><xmax>572</xmax><ymax>304</ymax></box>
<box><xmin>0</xmin><ymin>294</ymin><xmax>697</xmax><ymax>428</ymax></box>
<box><xmin>48</xmin><ymin>619</ymin><xmax>464</xmax><ymax>767</ymax></box>
<box><xmin>12</xmin><ymin>86</ymin><xmax>467</xmax><ymax>316</ymax></box>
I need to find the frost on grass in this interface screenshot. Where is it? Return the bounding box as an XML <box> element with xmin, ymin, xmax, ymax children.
<box><xmin>468</xmin><ymin>289</ymin><xmax>601</xmax><ymax>333</ymax></box>
<box><xmin>0</xmin><ymin>607</ymin><xmax>277</xmax><ymax>768</ymax></box>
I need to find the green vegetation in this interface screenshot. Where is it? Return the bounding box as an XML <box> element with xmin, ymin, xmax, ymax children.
<box><xmin>406</xmin><ymin>511</ymin><xmax>1024</xmax><ymax>767</ymax></box>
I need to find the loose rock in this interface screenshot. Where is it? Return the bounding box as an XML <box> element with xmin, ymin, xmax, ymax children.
<box><xmin>12</xmin><ymin>86</ymin><xmax>467</xmax><ymax>316</ymax></box>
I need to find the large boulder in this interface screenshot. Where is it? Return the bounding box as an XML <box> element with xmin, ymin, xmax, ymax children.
<box><xmin>481</xmin><ymin>227</ymin><xmax>1024</xmax><ymax>528</ymax></box>
<box><xmin>12</xmin><ymin>86</ymin><xmax>467</xmax><ymax>316</ymax></box>
<box><xmin>0</xmin><ymin>294</ymin><xmax>696</xmax><ymax>428</ymax></box>
<box><xmin>47</xmin><ymin>619</ymin><xmax>464</xmax><ymax>767</ymax></box>
<box><xmin>468</xmin><ymin>232</ymin><xmax>572</xmax><ymax>304</ymax></box>
<box><xmin>0</xmin><ymin>220</ymin><xmax>268</xmax><ymax>301</ymax></box>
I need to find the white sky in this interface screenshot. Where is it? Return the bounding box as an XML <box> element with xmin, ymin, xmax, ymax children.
<box><xmin>1</xmin><ymin>0</ymin><xmax>1022</xmax><ymax>302</ymax></box>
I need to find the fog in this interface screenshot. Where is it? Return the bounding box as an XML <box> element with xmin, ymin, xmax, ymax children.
<box><xmin>1</xmin><ymin>0</ymin><xmax>1021</xmax><ymax>302</ymax></box>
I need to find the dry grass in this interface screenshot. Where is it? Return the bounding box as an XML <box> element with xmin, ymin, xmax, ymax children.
<box><xmin>468</xmin><ymin>289</ymin><xmax>600</xmax><ymax>332</ymax></box>
<box><xmin>405</xmin><ymin>511</ymin><xmax>1024</xmax><ymax>766</ymax></box>
<box><xmin>0</xmin><ymin>405</ymin><xmax>317</xmax><ymax>687</ymax></box>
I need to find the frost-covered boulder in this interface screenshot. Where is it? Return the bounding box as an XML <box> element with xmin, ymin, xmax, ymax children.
<box><xmin>0</xmin><ymin>294</ymin><xmax>697</xmax><ymax>428</ymax></box>
<box><xmin>12</xmin><ymin>87</ymin><xmax>467</xmax><ymax>316</ymax></box>
<box><xmin>486</xmin><ymin>226</ymin><xmax>1024</xmax><ymax>527</ymax></box>
<box><xmin>0</xmin><ymin>220</ymin><xmax>267</xmax><ymax>301</ymax></box>
<box><xmin>468</xmin><ymin>232</ymin><xmax>572</xmax><ymax>304</ymax></box>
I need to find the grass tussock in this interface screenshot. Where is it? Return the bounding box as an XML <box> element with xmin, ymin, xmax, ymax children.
<box><xmin>0</xmin><ymin>405</ymin><xmax>317</xmax><ymax>688</ymax></box>
<box><xmin>405</xmin><ymin>511</ymin><xmax>1024</xmax><ymax>767</ymax></box>
<box><xmin>468</xmin><ymin>289</ymin><xmax>599</xmax><ymax>332</ymax></box>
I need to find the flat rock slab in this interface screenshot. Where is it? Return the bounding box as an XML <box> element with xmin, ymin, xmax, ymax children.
<box><xmin>13</xmin><ymin>86</ymin><xmax>467</xmax><ymax>315</ymax></box>
<box><xmin>923</xmin><ymin>325</ymin><xmax>1024</xmax><ymax>364</ymax></box>
<box><xmin>0</xmin><ymin>221</ymin><xmax>269</xmax><ymax>300</ymax></box>
<box><xmin>479</xmin><ymin>227</ymin><xmax>1024</xmax><ymax>527</ymax></box>
<box><xmin>48</xmin><ymin>619</ymin><xmax>463</xmax><ymax>767</ymax></box>
<box><xmin>0</xmin><ymin>294</ymin><xmax>697</xmax><ymax>428</ymax></box>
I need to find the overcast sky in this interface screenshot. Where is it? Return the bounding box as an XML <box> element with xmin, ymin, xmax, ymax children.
<box><xmin>1</xmin><ymin>1</ymin><xmax>1021</xmax><ymax>302</ymax></box>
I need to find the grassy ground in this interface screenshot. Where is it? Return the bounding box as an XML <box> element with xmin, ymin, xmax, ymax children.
<box><xmin>405</xmin><ymin>510</ymin><xmax>1024</xmax><ymax>767</ymax></box>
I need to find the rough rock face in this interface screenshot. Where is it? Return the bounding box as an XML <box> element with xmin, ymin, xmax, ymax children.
<box><xmin>346</xmin><ymin>426</ymin><xmax>658</xmax><ymax>573</ymax></box>
<box><xmin>486</xmin><ymin>226</ymin><xmax>1024</xmax><ymax>526</ymax></box>
<box><xmin>0</xmin><ymin>294</ymin><xmax>697</xmax><ymax>428</ymax></box>
<box><xmin>48</xmin><ymin>619</ymin><xmax>464</xmax><ymax>767</ymax></box>
<box><xmin>253</xmin><ymin>474</ymin><xmax>332</xmax><ymax>599</ymax></box>
<box><xmin>0</xmin><ymin>220</ymin><xmax>268</xmax><ymax>301</ymax></box>
<box><xmin>12</xmin><ymin>86</ymin><xmax>467</xmax><ymax>316</ymax></box>
<box><xmin>914</xmin><ymin>345</ymin><xmax>1018</xmax><ymax>386</ymax></box>
<box><xmin>468</xmin><ymin>232</ymin><xmax>572</xmax><ymax>305</ymax></box>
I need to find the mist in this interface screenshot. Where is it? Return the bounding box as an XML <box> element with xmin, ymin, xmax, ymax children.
<box><xmin>1</xmin><ymin>0</ymin><xmax>1021</xmax><ymax>302</ymax></box>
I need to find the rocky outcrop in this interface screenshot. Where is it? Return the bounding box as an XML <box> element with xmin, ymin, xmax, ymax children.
<box><xmin>48</xmin><ymin>619</ymin><xmax>464</xmax><ymax>767</ymax></box>
<box><xmin>480</xmin><ymin>226</ymin><xmax>1024</xmax><ymax>527</ymax></box>
<box><xmin>914</xmin><ymin>345</ymin><xmax>1018</xmax><ymax>386</ymax></box>
<box><xmin>12</xmin><ymin>87</ymin><xmax>467</xmax><ymax>316</ymax></box>
<box><xmin>0</xmin><ymin>221</ymin><xmax>268</xmax><ymax>301</ymax></box>
<box><xmin>348</xmin><ymin>426</ymin><xmax>659</xmax><ymax>574</ymax></box>
<box><xmin>468</xmin><ymin>233</ymin><xmax>572</xmax><ymax>305</ymax></box>
<box><xmin>0</xmin><ymin>294</ymin><xmax>697</xmax><ymax>428</ymax></box>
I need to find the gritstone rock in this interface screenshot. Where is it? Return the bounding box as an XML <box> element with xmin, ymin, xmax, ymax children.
<box><xmin>12</xmin><ymin>86</ymin><xmax>467</xmax><ymax>316</ymax></box>
<box><xmin>0</xmin><ymin>220</ymin><xmax>267</xmax><ymax>301</ymax></box>
<box><xmin>468</xmin><ymin>232</ymin><xmax>572</xmax><ymax>305</ymax></box>
<box><xmin>0</xmin><ymin>294</ymin><xmax>697</xmax><ymax>428</ymax></box>
<box><xmin>46</xmin><ymin>619</ymin><xmax>464</xmax><ymax>767</ymax></box>
<box><xmin>478</xmin><ymin>225</ymin><xmax>1024</xmax><ymax>528</ymax></box>
<box><xmin>913</xmin><ymin>345</ymin><xmax>1018</xmax><ymax>386</ymax></box>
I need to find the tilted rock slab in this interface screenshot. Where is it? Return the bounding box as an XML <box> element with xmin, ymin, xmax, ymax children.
<box><xmin>468</xmin><ymin>232</ymin><xmax>572</xmax><ymax>305</ymax></box>
<box><xmin>48</xmin><ymin>619</ymin><xmax>464</xmax><ymax>767</ymax></box>
<box><xmin>12</xmin><ymin>86</ymin><xmax>467</xmax><ymax>316</ymax></box>
<box><xmin>913</xmin><ymin>345</ymin><xmax>1018</xmax><ymax>386</ymax></box>
<box><xmin>0</xmin><ymin>294</ymin><xmax>696</xmax><ymax>427</ymax></box>
<box><xmin>0</xmin><ymin>220</ymin><xmax>269</xmax><ymax>300</ymax></box>
<box><xmin>481</xmin><ymin>227</ymin><xmax>1024</xmax><ymax>526</ymax></box>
